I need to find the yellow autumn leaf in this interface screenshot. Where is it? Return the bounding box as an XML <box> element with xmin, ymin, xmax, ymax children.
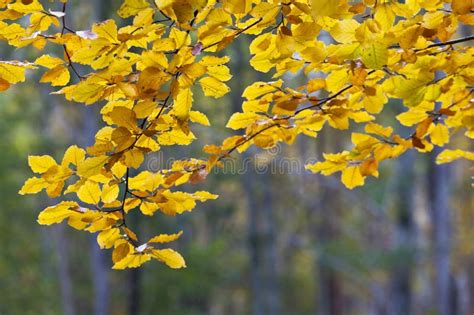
<box><xmin>151</xmin><ymin>248</ymin><xmax>186</xmax><ymax>269</ymax></box>
<box><xmin>0</xmin><ymin>23</ymin><xmax>26</xmax><ymax>41</ymax></box>
<box><xmin>113</xmin><ymin>251</ymin><xmax>151</xmax><ymax>269</ymax></box>
<box><xmin>330</xmin><ymin>19</ymin><xmax>359</xmax><ymax>43</ymax></box>
<box><xmin>341</xmin><ymin>165</ymin><xmax>365</xmax><ymax>189</ymax></box>
<box><xmin>97</xmin><ymin>228</ymin><xmax>121</xmax><ymax>249</ymax></box>
<box><xmin>326</xmin><ymin>68</ymin><xmax>349</xmax><ymax>93</ymax></box>
<box><xmin>226</xmin><ymin>112</ymin><xmax>261</xmax><ymax>130</ymax></box>
<box><xmin>77</xmin><ymin>180</ymin><xmax>101</xmax><ymax>205</ymax></box>
<box><xmin>310</xmin><ymin>0</ymin><xmax>341</xmax><ymax>18</ymax></box>
<box><xmin>192</xmin><ymin>191</ymin><xmax>219</xmax><ymax>201</ymax></box>
<box><xmin>169</xmin><ymin>28</ymin><xmax>190</xmax><ymax>48</ymax></box>
<box><xmin>109</xmin><ymin>107</ymin><xmax>137</xmax><ymax>131</ymax></box>
<box><xmin>206</xmin><ymin>65</ymin><xmax>232</xmax><ymax>82</ymax></box>
<box><xmin>398</xmin><ymin>25</ymin><xmax>422</xmax><ymax>50</ymax></box>
<box><xmin>199</xmin><ymin>56</ymin><xmax>230</xmax><ymax>67</ymax></box>
<box><xmin>223</xmin><ymin>0</ymin><xmax>252</xmax><ymax>14</ymax></box>
<box><xmin>0</xmin><ymin>61</ymin><xmax>33</xmax><ymax>84</ymax></box>
<box><xmin>37</xmin><ymin>201</ymin><xmax>79</xmax><ymax>225</ymax></box>
<box><xmin>436</xmin><ymin>149</ymin><xmax>474</xmax><ymax>164</ymax></box>
<box><xmin>361</xmin><ymin>89</ymin><xmax>387</xmax><ymax>114</ymax></box>
<box><xmin>452</xmin><ymin>0</ymin><xmax>472</xmax><ymax>14</ymax></box>
<box><xmin>189</xmin><ymin>111</ymin><xmax>210</xmax><ymax>126</ymax></box>
<box><xmin>124</xmin><ymin>198</ymin><xmax>141</xmax><ymax>213</ymax></box>
<box><xmin>396</xmin><ymin>111</ymin><xmax>427</xmax><ymax>126</ymax></box>
<box><xmin>361</xmin><ymin>43</ymin><xmax>388</xmax><ymax>69</ymax></box>
<box><xmin>360</xmin><ymin>158</ymin><xmax>379</xmax><ymax>177</ymax></box>
<box><xmin>112</xmin><ymin>240</ymin><xmax>132</xmax><ymax>263</ymax></box>
<box><xmin>93</xmin><ymin>19</ymin><xmax>119</xmax><ymax>43</ymax></box>
<box><xmin>430</xmin><ymin>124</ymin><xmax>450</xmax><ymax>146</ymax></box>
<box><xmin>28</xmin><ymin>155</ymin><xmax>57</xmax><ymax>174</ymax></box>
<box><xmin>129</xmin><ymin>171</ymin><xmax>163</xmax><ymax>192</ymax></box>
<box><xmin>383</xmin><ymin>76</ymin><xmax>431</xmax><ymax>107</ymax></box>
<box><xmin>112</xmin><ymin>127</ymin><xmax>135</xmax><ymax>152</ymax></box>
<box><xmin>140</xmin><ymin>201</ymin><xmax>159</xmax><ymax>216</ymax></box>
<box><xmin>156</xmin><ymin>190</ymin><xmax>202</xmax><ymax>215</ymax></box>
<box><xmin>123</xmin><ymin>148</ymin><xmax>145</xmax><ymax>168</ymax></box>
<box><xmin>8</xmin><ymin>0</ymin><xmax>44</xmax><ymax>14</ymax></box>
<box><xmin>307</xmin><ymin>78</ymin><xmax>326</xmax><ymax>92</ymax></box>
<box><xmin>242</xmin><ymin>80</ymin><xmax>282</xmax><ymax>100</ymax></box>
<box><xmin>199</xmin><ymin>76</ymin><xmax>230</xmax><ymax>98</ymax></box>
<box><xmin>117</xmin><ymin>0</ymin><xmax>150</xmax><ymax>18</ymax></box>
<box><xmin>62</xmin><ymin>145</ymin><xmax>86</xmax><ymax>167</ymax></box>
<box><xmin>306</xmin><ymin>152</ymin><xmax>349</xmax><ymax>175</ymax></box>
<box><xmin>174</xmin><ymin>88</ymin><xmax>193</xmax><ymax>120</ymax></box>
<box><xmin>101</xmin><ymin>183</ymin><xmax>119</xmax><ymax>204</ymax></box>
<box><xmin>365</xmin><ymin>123</ymin><xmax>393</xmax><ymax>138</ymax></box>
<box><xmin>35</xmin><ymin>55</ymin><xmax>64</xmax><ymax>68</ymax></box>
<box><xmin>77</xmin><ymin>156</ymin><xmax>109</xmax><ymax>178</ymax></box>
<box><xmin>40</xmin><ymin>65</ymin><xmax>70</xmax><ymax>86</ymax></box>
<box><xmin>374</xmin><ymin>2</ymin><xmax>396</xmax><ymax>30</ymax></box>
<box><xmin>148</xmin><ymin>231</ymin><xmax>183</xmax><ymax>244</ymax></box>
<box><xmin>19</xmin><ymin>177</ymin><xmax>48</xmax><ymax>195</ymax></box>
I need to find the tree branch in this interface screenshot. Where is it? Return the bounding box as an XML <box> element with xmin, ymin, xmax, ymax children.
<box><xmin>421</xmin><ymin>35</ymin><xmax>474</xmax><ymax>50</ymax></box>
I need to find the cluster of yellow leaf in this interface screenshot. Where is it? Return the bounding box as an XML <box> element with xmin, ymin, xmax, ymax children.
<box><xmin>19</xmin><ymin>145</ymin><xmax>216</xmax><ymax>268</ymax></box>
<box><xmin>211</xmin><ymin>0</ymin><xmax>474</xmax><ymax>189</ymax></box>
<box><xmin>0</xmin><ymin>0</ymin><xmax>471</xmax><ymax>268</ymax></box>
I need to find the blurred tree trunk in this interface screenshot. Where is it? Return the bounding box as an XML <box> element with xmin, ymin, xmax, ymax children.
<box><xmin>261</xmin><ymin>173</ymin><xmax>281</xmax><ymax>315</ymax></box>
<box><xmin>313</xmin><ymin>130</ymin><xmax>343</xmax><ymax>315</ymax></box>
<box><xmin>53</xmin><ymin>224</ymin><xmax>76</xmax><ymax>315</ymax></box>
<box><xmin>128</xmin><ymin>268</ymin><xmax>141</xmax><ymax>315</ymax></box>
<box><xmin>314</xmin><ymin>194</ymin><xmax>343</xmax><ymax>315</ymax></box>
<box><xmin>311</xmin><ymin>33</ymin><xmax>342</xmax><ymax>315</ymax></box>
<box><xmin>243</xmin><ymin>168</ymin><xmax>264</xmax><ymax>315</ymax></box>
<box><xmin>390</xmin><ymin>146</ymin><xmax>416</xmax><ymax>315</ymax></box>
<box><xmin>40</xmin><ymin>82</ymin><xmax>76</xmax><ymax>315</ymax></box>
<box><xmin>242</xmin><ymin>165</ymin><xmax>281</xmax><ymax>315</ymax></box>
<box><xmin>427</xmin><ymin>147</ymin><xmax>453</xmax><ymax>315</ymax></box>
<box><xmin>79</xmin><ymin>103</ymin><xmax>110</xmax><ymax>315</ymax></box>
<box><xmin>233</xmin><ymin>43</ymin><xmax>264</xmax><ymax>315</ymax></box>
<box><xmin>229</xmin><ymin>38</ymin><xmax>280</xmax><ymax>315</ymax></box>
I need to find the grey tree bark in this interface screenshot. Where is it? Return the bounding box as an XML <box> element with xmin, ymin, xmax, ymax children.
<box><xmin>313</xmin><ymin>130</ymin><xmax>343</xmax><ymax>315</ymax></box>
<box><xmin>243</xmin><ymin>167</ymin><xmax>264</xmax><ymax>315</ymax></box>
<box><xmin>229</xmin><ymin>38</ymin><xmax>281</xmax><ymax>315</ymax></box>
<box><xmin>232</xmin><ymin>43</ymin><xmax>264</xmax><ymax>315</ymax></box>
<box><xmin>128</xmin><ymin>268</ymin><xmax>141</xmax><ymax>315</ymax></box>
<box><xmin>390</xmin><ymin>144</ymin><xmax>416</xmax><ymax>315</ymax></box>
<box><xmin>427</xmin><ymin>147</ymin><xmax>453</xmax><ymax>315</ymax></box>
<box><xmin>52</xmin><ymin>224</ymin><xmax>76</xmax><ymax>315</ymax></box>
<box><xmin>40</xmin><ymin>81</ymin><xmax>76</xmax><ymax>315</ymax></box>
<box><xmin>242</xmin><ymin>161</ymin><xmax>281</xmax><ymax>315</ymax></box>
<box><xmin>260</xmin><ymin>173</ymin><xmax>281</xmax><ymax>315</ymax></box>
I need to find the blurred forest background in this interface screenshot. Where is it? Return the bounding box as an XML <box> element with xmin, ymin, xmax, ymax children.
<box><xmin>0</xmin><ymin>1</ymin><xmax>473</xmax><ymax>315</ymax></box>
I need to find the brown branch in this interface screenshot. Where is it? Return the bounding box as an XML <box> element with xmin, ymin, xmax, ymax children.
<box><xmin>120</xmin><ymin>168</ymin><xmax>130</xmax><ymax>227</ymax></box>
<box><xmin>60</xmin><ymin>3</ymin><xmax>83</xmax><ymax>80</ymax></box>
<box><xmin>289</xmin><ymin>69</ymin><xmax>377</xmax><ymax>117</ymax></box>
<box><xmin>421</xmin><ymin>35</ymin><xmax>474</xmax><ymax>50</ymax></box>
<box><xmin>62</xmin><ymin>46</ymin><xmax>83</xmax><ymax>80</ymax></box>
<box><xmin>390</xmin><ymin>35</ymin><xmax>474</xmax><ymax>51</ymax></box>
<box><xmin>202</xmin><ymin>17</ymin><xmax>263</xmax><ymax>51</ymax></box>
<box><xmin>223</xmin><ymin>123</ymin><xmax>281</xmax><ymax>158</ymax></box>
<box><xmin>169</xmin><ymin>124</ymin><xmax>282</xmax><ymax>175</ymax></box>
